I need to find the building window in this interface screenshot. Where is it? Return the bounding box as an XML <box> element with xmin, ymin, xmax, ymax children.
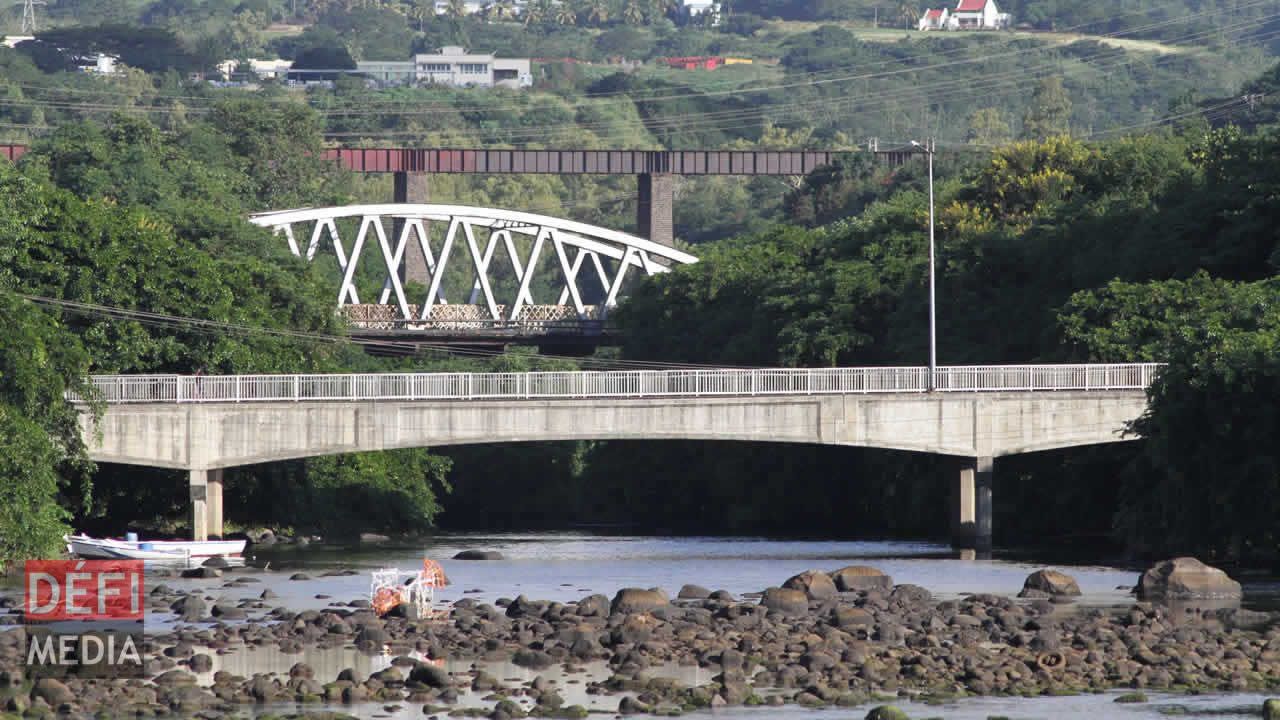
<box><xmin>459</xmin><ymin>63</ymin><xmax>488</xmax><ymax>74</ymax></box>
<box><xmin>422</xmin><ymin>63</ymin><xmax>451</xmax><ymax>72</ymax></box>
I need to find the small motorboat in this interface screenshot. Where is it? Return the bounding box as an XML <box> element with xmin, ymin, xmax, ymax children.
<box><xmin>66</xmin><ymin>534</ymin><xmax>247</xmax><ymax>561</ymax></box>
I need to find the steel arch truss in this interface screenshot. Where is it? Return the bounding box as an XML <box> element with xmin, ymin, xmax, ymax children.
<box><xmin>249</xmin><ymin>204</ymin><xmax>698</xmax><ymax>328</ymax></box>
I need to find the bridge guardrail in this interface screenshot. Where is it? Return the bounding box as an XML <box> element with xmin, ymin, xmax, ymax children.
<box><xmin>71</xmin><ymin>364</ymin><xmax>1162</xmax><ymax>404</ymax></box>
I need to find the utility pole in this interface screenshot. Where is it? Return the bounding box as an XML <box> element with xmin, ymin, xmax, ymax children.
<box><xmin>20</xmin><ymin>0</ymin><xmax>45</xmax><ymax>34</ymax></box>
<box><xmin>911</xmin><ymin>139</ymin><xmax>938</xmax><ymax>391</ymax></box>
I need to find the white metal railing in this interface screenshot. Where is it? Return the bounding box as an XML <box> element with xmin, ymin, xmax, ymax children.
<box><xmin>70</xmin><ymin>364</ymin><xmax>1162</xmax><ymax>404</ymax></box>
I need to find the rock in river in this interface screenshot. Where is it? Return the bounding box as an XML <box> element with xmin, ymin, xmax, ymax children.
<box><xmin>783</xmin><ymin>570</ymin><xmax>837</xmax><ymax>599</ymax></box>
<box><xmin>1138</xmin><ymin>557</ymin><xmax>1242</xmax><ymax>600</ymax></box>
<box><xmin>761</xmin><ymin>587</ymin><xmax>808</xmax><ymax>615</ymax></box>
<box><xmin>830</xmin><ymin>565</ymin><xmax>893</xmax><ymax>592</ymax></box>
<box><xmin>610</xmin><ymin>588</ymin><xmax>669</xmax><ymax>615</ymax></box>
<box><xmin>1019</xmin><ymin>569</ymin><xmax>1082</xmax><ymax>597</ymax></box>
<box><xmin>453</xmin><ymin>550</ymin><xmax>504</xmax><ymax>560</ymax></box>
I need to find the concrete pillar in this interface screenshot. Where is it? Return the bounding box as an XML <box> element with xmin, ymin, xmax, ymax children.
<box><xmin>208</xmin><ymin>469</ymin><xmax>224</xmax><ymax>540</ymax></box>
<box><xmin>952</xmin><ymin>456</ymin><xmax>993</xmax><ymax>550</ymax></box>
<box><xmin>189</xmin><ymin>470</ymin><xmax>208</xmax><ymax>542</ymax></box>
<box><xmin>393</xmin><ymin>171</ymin><xmax>431</xmax><ymax>288</ymax></box>
<box><xmin>637</xmin><ymin>173</ymin><xmax>675</xmax><ymax>248</ymax></box>
<box><xmin>188</xmin><ymin>469</ymin><xmax>224</xmax><ymax>542</ymax></box>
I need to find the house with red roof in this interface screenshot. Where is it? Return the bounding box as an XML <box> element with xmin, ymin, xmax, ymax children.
<box><xmin>917</xmin><ymin>7</ymin><xmax>949</xmax><ymax>30</ymax></box>
<box><xmin>947</xmin><ymin>0</ymin><xmax>1010</xmax><ymax>29</ymax></box>
<box><xmin>918</xmin><ymin>0</ymin><xmax>1009</xmax><ymax>30</ymax></box>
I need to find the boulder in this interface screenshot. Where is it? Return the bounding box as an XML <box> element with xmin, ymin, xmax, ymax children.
<box><xmin>783</xmin><ymin>570</ymin><xmax>837</xmax><ymax>599</ymax></box>
<box><xmin>1138</xmin><ymin>557</ymin><xmax>1242</xmax><ymax>600</ymax></box>
<box><xmin>830</xmin><ymin>566</ymin><xmax>893</xmax><ymax>592</ymax></box>
<box><xmin>408</xmin><ymin>663</ymin><xmax>450</xmax><ymax>688</ymax></box>
<box><xmin>761</xmin><ymin>587</ymin><xmax>808</xmax><ymax>615</ymax></box>
<box><xmin>610</xmin><ymin>588</ymin><xmax>669</xmax><ymax>615</ymax></box>
<box><xmin>202</xmin><ymin>556</ymin><xmax>230</xmax><ymax>569</ymax></box>
<box><xmin>453</xmin><ymin>550</ymin><xmax>503</xmax><ymax>560</ymax></box>
<box><xmin>1019</xmin><ymin>569</ymin><xmax>1082</xmax><ymax>598</ymax></box>
<box><xmin>171</xmin><ymin>594</ymin><xmax>207</xmax><ymax>622</ymax></box>
<box><xmin>31</xmin><ymin>678</ymin><xmax>74</xmax><ymax>706</ymax></box>
<box><xmin>677</xmin><ymin>584</ymin><xmax>712</xmax><ymax>600</ymax></box>
<box><xmin>865</xmin><ymin>706</ymin><xmax>910</xmax><ymax>720</ymax></box>
<box><xmin>575</xmin><ymin>594</ymin><xmax>610</xmax><ymax>617</ymax></box>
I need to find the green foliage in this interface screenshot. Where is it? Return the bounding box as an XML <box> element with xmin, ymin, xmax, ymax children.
<box><xmin>0</xmin><ymin>290</ymin><xmax>94</xmax><ymax>567</ymax></box>
<box><xmin>0</xmin><ymin>405</ymin><xmax>72</xmax><ymax>568</ymax></box>
<box><xmin>1064</xmin><ymin>276</ymin><xmax>1280</xmax><ymax>558</ymax></box>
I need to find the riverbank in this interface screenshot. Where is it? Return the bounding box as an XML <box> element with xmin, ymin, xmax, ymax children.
<box><xmin>2</xmin><ymin>555</ymin><xmax>1278</xmax><ymax>719</ymax></box>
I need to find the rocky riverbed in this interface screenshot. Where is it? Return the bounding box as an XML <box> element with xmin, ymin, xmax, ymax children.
<box><xmin>1</xmin><ymin>558</ymin><xmax>1277</xmax><ymax>719</ymax></box>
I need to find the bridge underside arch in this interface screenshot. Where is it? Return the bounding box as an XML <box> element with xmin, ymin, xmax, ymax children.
<box><xmin>81</xmin><ymin>392</ymin><xmax>1147</xmax><ymax>472</ymax></box>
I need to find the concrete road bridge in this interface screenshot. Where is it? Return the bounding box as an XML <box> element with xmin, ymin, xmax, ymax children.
<box><xmin>74</xmin><ymin>363</ymin><xmax>1159</xmax><ymax>548</ymax></box>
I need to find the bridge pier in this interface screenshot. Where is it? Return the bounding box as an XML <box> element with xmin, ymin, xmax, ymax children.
<box><xmin>189</xmin><ymin>469</ymin><xmax>224</xmax><ymax>541</ymax></box>
<box><xmin>637</xmin><ymin>173</ymin><xmax>675</xmax><ymax>248</ymax></box>
<box><xmin>952</xmin><ymin>456</ymin><xmax>992</xmax><ymax>550</ymax></box>
<box><xmin>393</xmin><ymin>171</ymin><xmax>432</xmax><ymax>288</ymax></box>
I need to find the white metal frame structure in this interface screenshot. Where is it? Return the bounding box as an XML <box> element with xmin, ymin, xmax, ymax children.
<box><xmin>248</xmin><ymin>204</ymin><xmax>698</xmax><ymax>327</ymax></box>
<box><xmin>74</xmin><ymin>364</ymin><xmax>1161</xmax><ymax>404</ymax></box>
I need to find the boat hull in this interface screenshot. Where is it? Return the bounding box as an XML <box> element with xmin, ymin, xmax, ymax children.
<box><xmin>66</xmin><ymin>535</ymin><xmax>246</xmax><ymax>560</ymax></box>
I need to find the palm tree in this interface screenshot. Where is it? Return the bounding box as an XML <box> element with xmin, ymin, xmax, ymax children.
<box><xmin>445</xmin><ymin>0</ymin><xmax>467</xmax><ymax>17</ymax></box>
<box><xmin>585</xmin><ymin>0</ymin><xmax>607</xmax><ymax>25</ymax></box>
<box><xmin>897</xmin><ymin>0</ymin><xmax>919</xmax><ymax>29</ymax></box>
<box><xmin>523</xmin><ymin>0</ymin><xmax>549</xmax><ymax>26</ymax></box>
<box><xmin>553</xmin><ymin>0</ymin><xmax>576</xmax><ymax>24</ymax></box>
<box><xmin>622</xmin><ymin>0</ymin><xmax>643</xmax><ymax>24</ymax></box>
<box><xmin>647</xmin><ymin>0</ymin><xmax>676</xmax><ymax>21</ymax></box>
<box><xmin>409</xmin><ymin>0</ymin><xmax>434</xmax><ymax>29</ymax></box>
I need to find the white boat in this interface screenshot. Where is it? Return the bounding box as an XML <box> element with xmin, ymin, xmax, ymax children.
<box><xmin>66</xmin><ymin>534</ymin><xmax>246</xmax><ymax>561</ymax></box>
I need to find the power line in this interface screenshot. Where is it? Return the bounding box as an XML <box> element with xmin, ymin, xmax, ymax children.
<box><xmin>15</xmin><ymin>293</ymin><xmax>762</xmax><ymax>370</ymax></box>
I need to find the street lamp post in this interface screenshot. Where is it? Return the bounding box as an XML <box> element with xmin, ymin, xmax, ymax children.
<box><xmin>911</xmin><ymin>140</ymin><xmax>937</xmax><ymax>391</ymax></box>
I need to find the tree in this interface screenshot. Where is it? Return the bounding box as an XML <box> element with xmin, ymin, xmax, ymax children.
<box><xmin>445</xmin><ymin>0</ymin><xmax>468</xmax><ymax>18</ymax></box>
<box><xmin>554</xmin><ymin>2</ymin><xmax>578</xmax><ymax>24</ymax></box>
<box><xmin>622</xmin><ymin>0</ymin><xmax>645</xmax><ymax>24</ymax></box>
<box><xmin>585</xmin><ymin>0</ymin><xmax>609</xmax><ymax>25</ymax></box>
<box><xmin>965</xmin><ymin>107</ymin><xmax>1012</xmax><ymax>145</ymax></box>
<box><xmin>897</xmin><ymin>0</ymin><xmax>918</xmax><ymax>29</ymax></box>
<box><xmin>410</xmin><ymin>0</ymin><xmax>435</xmax><ymax>30</ymax></box>
<box><xmin>1022</xmin><ymin>76</ymin><xmax>1072</xmax><ymax>139</ymax></box>
<box><xmin>288</xmin><ymin>43</ymin><xmax>357</xmax><ymax>81</ymax></box>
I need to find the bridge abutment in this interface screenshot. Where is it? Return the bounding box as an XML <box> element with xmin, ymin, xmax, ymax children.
<box><xmin>189</xmin><ymin>468</ymin><xmax>224</xmax><ymax>541</ymax></box>
<box><xmin>952</xmin><ymin>456</ymin><xmax>993</xmax><ymax>550</ymax></box>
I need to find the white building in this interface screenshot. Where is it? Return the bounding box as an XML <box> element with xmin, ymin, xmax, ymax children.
<box><xmin>918</xmin><ymin>0</ymin><xmax>1009</xmax><ymax>30</ymax></box>
<box><xmin>917</xmin><ymin>7</ymin><xmax>948</xmax><ymax>30</ymax></box>
<box><xmin>414</xmin><ymin>47</ymin><xmax>531</xmax><ymax>88</ymax></box>
<box><xmin>682</xmin><ymin>0</ymin><xmax>720</xmax><ymax>24</ymax></box>
<box><xmin>353</xmin><ymin>47</ymin><xmax>532</xmax><ymax>88</ymax></box>
<box><xmin>946</xmin><ymin>0</ymin><xmax>1009</xmax><ymax>29</ymax></box>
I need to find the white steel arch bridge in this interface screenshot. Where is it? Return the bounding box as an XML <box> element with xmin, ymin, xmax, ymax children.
<box><xmin>249</xmin><ymin>204</ymin><xmax>698</xmax><ymax>345</ymax></box>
